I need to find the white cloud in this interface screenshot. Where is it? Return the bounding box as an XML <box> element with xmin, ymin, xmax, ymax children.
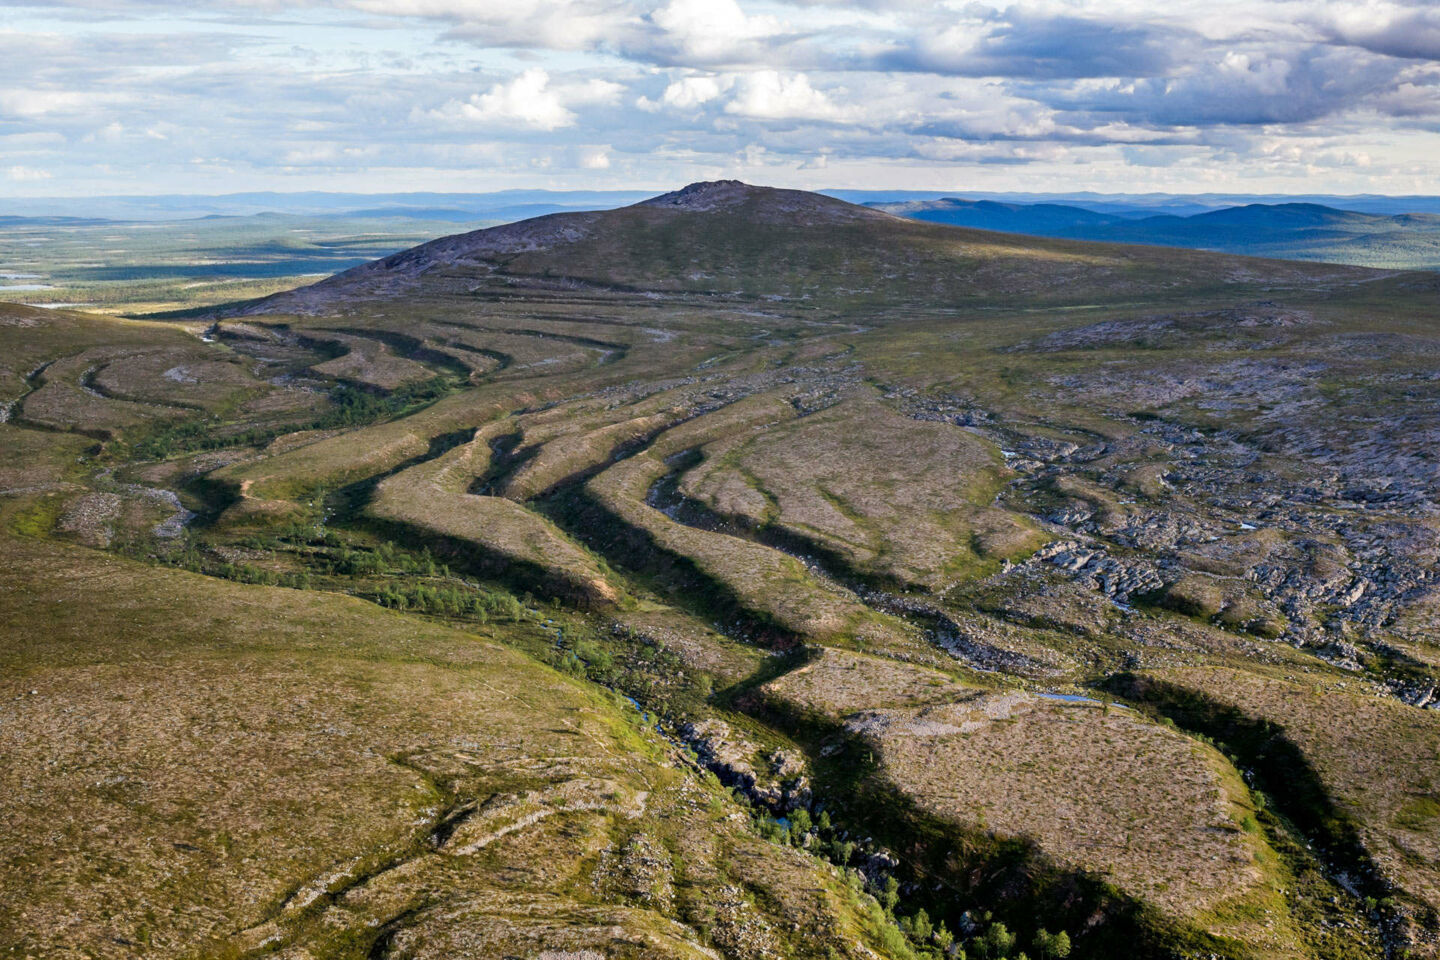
<box><xmin>428</xmin><ymin>69</ymin><xmax>624</xmax><ymax>130</ymax></box>
<box><xmin>0</xmin><ymin>132</ymin><xmax>65</xmax><ymax>147</ymax></box>
<box><xmin>0</xmin><ymin>89</ymin><xmax>94</xmax><ymax>119</ymax></box>
<box><xmin>1216</xmin><ymin>51</ymin><xmax>1293</xmax><ymax>97</ymax></box>
<box><xmin>723</xmin><ymin>71</ymin><xmax>843</xmax><ymax>121</ymax></box>
<box><xmin>95</xmin><ymin>121</ymin><xmax>125</xmax><ymax>141</ymax></box>
<box><xmin>346</xmin><ymin>0</ymin><xmax>634</xmax><ymax>51</ymax></box>
<box><xmin>7</xmin><ymin>165</ymin><xmax>53</xmax><ymax>181</ymax></box>
<box><xmin>578</xmin><ymin>144</ymin><xmax>612</xmax><ymax>168</ymax></box>
<box><xmin>279</xmin><ymin>144</ymin><xmax>380</xmax><ymax>166</ymax></box>
<box><xmin>648</xmin><ymin>0</ymin><xmax>786</xmax><ymax>63</ymax></box>
<box><xmin>638</xmin><ymin>74</ymin><xmax>731</xmax><ymax>112</ymax></box>
<box><xmin>281</xmin><ymin>145</ymin><xmax>342</xmax><ymax>165</ymax></box>
<box><xmin>443</xmin><ymin>69</ymin><xmax>572</xmax><ymax>130</ymax></box>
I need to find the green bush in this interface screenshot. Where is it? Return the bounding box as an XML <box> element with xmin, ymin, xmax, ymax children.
<box><xmin>1032</xmin><ymin>928</ymin><xmax>1071</xmax><ymax>959</ymax></box>
<box><xmin>977</xmin><ymin>921</ymin><xmax>1015</xmax><ymax>958</ymax></box>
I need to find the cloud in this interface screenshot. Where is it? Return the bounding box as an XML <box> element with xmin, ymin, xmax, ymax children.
<box><xmin>2</xmin><ymin>0</ymin><xmax>1439</xmax><ymax>195</ymax></box>
<box><xmin>636</xmin><ymin>69</ymin><xmax>855</xmax><ymax>124</ymax></box>
<box><xmin>879</xmin><ymin>10</ymin><xmax>1188</xmax><ymax>79</ymax></box>
<box><xmin>723</xmin><ymin>70</ymin><xmax>843</xmax><ymax>121</ymax></box>
<box><xmin>427</xmin><ymin>69</ymin><xmax>624</xmax><ymax>130</ymax></box>
<box><xmin>453</xmin><ymin>69</ymin><xmax>574</xmax><ymax>129</ymax></box>
<box><xmin>1320</xmin><ymin>4</ymin><xmax>1440</xmax><ymax>61</ymax></box>
<box><xmin>1047</xmin><ymin>45</ymin><xmax>1407</xmax><ymax>126</ymax></box>
<box><xmin>0</xmin><ymin>89</ymin><xmax>98</xmax><ymax>119</ymax></box>
<box><xmin>577</xmin><ymin>144</ymin><xmax>612</xmax><ymax>168</ymax></box>
<box><xmin>642</xmin><ymin>0</ymin><xmax>789</xmax><ymax>64</ymax></box>
<box><xmin>638</xmin><ymin>75</ymin><xmax>729</xmax><ymax>111</ymax></box>
<box><xmin>1371</xmin><ymin>76</ymin><xmax>1440</xmax><ymax>118</ymax></box>
<box><xmin>7</xmin><ymin>165</ymin><xmax>53</xmax><ymax>181</ymax></box>
<box><xmin>350</xmin><ymin>0</ymin><xmax>637</xmax><ymax>52</ymax></box>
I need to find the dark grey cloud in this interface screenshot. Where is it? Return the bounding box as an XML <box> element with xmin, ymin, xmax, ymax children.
<box><xmin>1320</xmin><ymin>6</ymin><xmax>1440</xmax><ymax>62</ymax></box>
<box><xmin>1034</xmin><ymin>45</ymin><xmax>1414</xmax><ymax>127</ymax></box>
<box><xmin>875</xmin><ymin>10</ymin><xmax>1190</xmax><ymax>80</ymax></box>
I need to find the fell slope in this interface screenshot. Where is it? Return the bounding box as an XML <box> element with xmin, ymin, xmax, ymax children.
<box><xmin>238</xmin><ymin>180</ymin><xmax>1363</xmax><ymax>317</ymax></box>
<box><xmin>4</xmin><ymin>181</ymin><xmax>1436</xmax><ymax>960</ymax></box>
<box><xmin>0</xmin><ymin>478</ymin><xmax>906</xmax><ymax>960</ymax></box>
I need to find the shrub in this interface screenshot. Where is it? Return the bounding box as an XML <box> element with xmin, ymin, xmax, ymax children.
<box><xmin>934</xmin><ymin>921</ymin><xmax>954</xmax><ymax>950</ymax></box>
<box><xmin>571</xmin><ymin>638</ymin><xmax>613</xmax><ymax>672</ymax></box>
<box><xmin>1033</xmin><ymin>929</ymin><xmax>1071</xmax><ymax>959</ymax></box>
<box><xmin>879</xmin><ymin>875</ymin><xmax>900</xmax><ymax>913</ymax></box>
<box><xmin>977</xmin><ymin>921</ymin><xmax>1014</xmax><ymax>958</ymax></box>
<box><xmin>875</xmin><ymin>922</ymin><xmax>916</xmax><ymax>959</ymax></box>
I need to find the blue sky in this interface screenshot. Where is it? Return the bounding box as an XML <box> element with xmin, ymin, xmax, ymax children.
<box><xmin>2</xmin><ymin>0</ymin><xmax>1438</xmax><ymax>197</ymax></box>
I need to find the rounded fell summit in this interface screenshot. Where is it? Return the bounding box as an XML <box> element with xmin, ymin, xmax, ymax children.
<box><xmin>225</xmin><ymin>181</ymin><xmax>901</xmax><ymax>314</ymax></box>
<box><xmin>221</xmin><ymin>178</ymin><xmax>1343</xmax><ymax>318</ymax></box>
<box><xmin>639</xmin><ymin>180</ymin><xmax>896</xmax><ymax>225</ymax></box>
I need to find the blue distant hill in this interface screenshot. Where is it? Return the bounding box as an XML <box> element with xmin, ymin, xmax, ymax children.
<box><xmin>5</xmin><ymin>187</ymin><xmax>1440</xmax><ymax>270</ymax></box>
<box><xmin>871</xmin><ymin>198</ymin><xmax>1440</xmax><ymax>270</ymax></box>
<box><xmin>8</xmin><ymin>187</ymin><xmax>1440</xmax><ymax>223</ymax></box>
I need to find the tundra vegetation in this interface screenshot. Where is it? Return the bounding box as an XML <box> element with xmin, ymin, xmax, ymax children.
<box><xmin>3</xmin><ymin>181</ymin><xmax>1440</xmax><ymax>960</ymax></box>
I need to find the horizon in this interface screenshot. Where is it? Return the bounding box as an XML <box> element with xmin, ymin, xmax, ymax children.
<box><xmin>11</xmin><ymin>180</ymin><xmax>1440</xmax><ymax>241</ymax></box>
<box><xmin>10</xmin><ymin>184</ymin><xmax>1440</xmax><ymax>202</ymax></box>
<box><xmin>7</xmin><ymin>182</ymin><xmax>1440</xmax><ymax>224</ymax></box>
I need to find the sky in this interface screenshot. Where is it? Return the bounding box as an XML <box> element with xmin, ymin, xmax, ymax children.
<box><xmin>1</xmin><ymin>0</ymin><xmax>1439</xmax><ymax>197</ymax></box>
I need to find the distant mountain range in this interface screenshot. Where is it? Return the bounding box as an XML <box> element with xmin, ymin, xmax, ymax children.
<box><xmin>0</xmin><ymin>190</ymin><xmax>658</xmax><ymax>222</ymax></box>
<box><xmin>8</xmin><ymin>187</ymin><xmax>1440</xmax><ymax>223</ymax></box>
<box><xmin>870</xmin><ymin>198</ymin><xmax>1440</xmax><ymax>270</ymax></box>
<box><xmin>5</xmin><ymin>187</ymin><xmax>1440</xmax><ymax>270</ymax></box>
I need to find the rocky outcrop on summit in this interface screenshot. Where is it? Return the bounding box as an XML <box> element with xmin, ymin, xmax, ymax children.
<box><xmin>641</xmin><ymin>179</ymin><xmax>896</xmax><ymax>225</ymax></box>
